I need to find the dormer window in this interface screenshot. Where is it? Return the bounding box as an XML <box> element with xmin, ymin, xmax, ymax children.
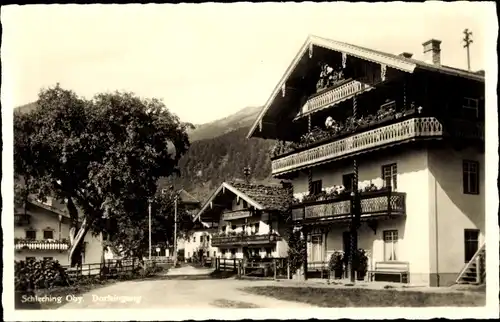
<box><xmin>462</xmin><ymin>97</ymin><xmax>479</xmax><ymax>118</ymax></box>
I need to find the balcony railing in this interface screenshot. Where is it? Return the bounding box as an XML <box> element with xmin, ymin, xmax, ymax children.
<box><xmin>14</xmin><ymin>214</ymin><xmax>30</xmax><ymax>226</ymax></box>
<box><xmin>299</xmin><ymin>78</ymin><xmax>373</xmax><ymax>117</ymax></box>
<box><xmin>272</xmin><ymin>117</ymin><xmax>443</xmax><ymax>175</ymax></box>
<box><xmin>15</xmin><ymin>239</ymin><xmax>70</xmax><ymax>251</ymax></box>
<box><xmin>222</xmin><ymin>209</ymin><xmax>252</xmax><ymax>221</ymax></box>
<box><xmin>291</xmin><ymin>188</ymin><xmax>406</xmax><ymax>222</ymax></box>
<box><xmin>212</xmin><ymin>234</ymin><xmax>279</xmax><ymax>247</ymax></box>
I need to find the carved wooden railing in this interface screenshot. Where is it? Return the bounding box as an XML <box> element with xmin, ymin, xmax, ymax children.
<box><xmin>212</xmin><ymin>233</ymin><xmax>279</xmax><ymax>247</ymax></box>
<box><xmin>299</xmin><ymin>78</ymin><xmax>372</xmax><ymax>116</ymax></box>
<box><xmin>222</xmin><ymin>209</ymin><xmax>252</xmax><ymax>221</ymax></box>
<box><xmin>15</xmin><ymin>239</ymin><xmax>71</xmax><ymax>251</ymax></box>
<box><xmin>291</xmin><ymin>188</ymin><xmax>406</xmax><ymax>222</ymax></box>
<box><xmin>272</xmin><ymin>117</ymin><xmax>443</xmax><ymax>175</ymax></box>
<box><xmin>449</xmin><ymin>119</ymin><xmax>484</xmax><ymax>140</ymax></box>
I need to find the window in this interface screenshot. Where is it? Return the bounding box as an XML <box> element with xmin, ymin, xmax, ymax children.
<box><xmin>43</xmin><ymin>230</ymin><xmax>54</xmax><ymax>239</ymax></box>
<box><xmin>310</xmin><ymin>180</ymin><xmax>322</xmax><ymax>195</ymax></box>
<box><xmin>25</xmin><ymin>230</ymin><xmax>36</xmax><ymax>239</ymax></box>
<box><xmin>43</xmin><ymin>257</ymin><xmax>53</xmax><ymax>261</ymax></box>
<box><xmin>206</xmin><ymin>235</ymin><xmax>210</xmax><ymax>242</ymax></box>
<box><xmin>213</xmin><ymin>251</ymin><xmax>216</xmax><ymax>257</ymax></box>
<box><xmin>243</xmin><ymin>200</ymin><xmax>248</xmax><ymax>208</ymax></box>
<box><xmin>342</xmin><ymin>173</ymin><xmax>355</xmax><ymax>191</ymax></box>
<box><xmin>382</xmin><ymin>164</ymin><xmax>398</xmax><ymax>191</ymax></box>
<box><xmin>383</xmin><ymin>230</ymin><xmax>398</xmax><ymax>261</ymax></box>
<box><xmin>231</xmin><ymin>225</ymin><xmax>236</xmax><ymax>230</ymax></box>
<box><xmin>463</xmin><ymin>160</ymin><xmax>479</xmax><ymax>195</ymax></box>
<box><xmin>265</xmin><ymin>248</ymin><xmax>273</xmax><ymax>258</ymax></box>
<box><xmin>464</xmin><ymin>229</ymin><xmax>480</xmax><ymax>262</ymax></box>
<box><xmin>193</xmin><ymin>236</ymin><xmax>196</xmax><ymax>242</ymax></box>
<box><xmin>221</xmin><ymin>249</ymin><xmax>227</xmax><ymax>255</ymax></box>
<box><xmin>26</xmin><ymin>257</ymin><xmax>35</xmax><ymax>262</ymax></box>
<box><xmin>462</xmin><ymin>97</ymin><xmax>479</xmax><ymax>118</ymax></box>
<box><xmin>200</xmin><ymin>235</ymin><xmax>204</xmax><ymax>243</ymax></box>
<box><xmin>254</xmin><ymin>223</ymin><xmax>260</xmax><ymax>234</ymax></box>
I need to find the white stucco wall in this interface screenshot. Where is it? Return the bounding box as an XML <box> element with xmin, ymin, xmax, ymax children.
<box><xmin>427</xmin><ymin>146</ymin><xmax>485</xmax><ymax>286</ymax></box>
<box><xmin>297</xmin><ymin>147</ymin><xmax>432</xmax><ymax>285</ymax></box>
<box><xmin>14</xmin><ymin>204</ymin><xmax>102</xmax><ymax>266</ymax></box>
<box><xmin>184</xmin><ymin>229</ymin><xmax>217</xmax><ymax>259</ymax></box>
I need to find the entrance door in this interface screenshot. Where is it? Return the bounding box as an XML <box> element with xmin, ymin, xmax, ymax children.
<box><xmin>464</xmin><ymin>229</ymin><xmax>480</xmax><ymax>262</ymax></box>
<box><xmin>311</xmin><ymin>235</ymin><xmax>324</xmax><ymax>262</ymax></box>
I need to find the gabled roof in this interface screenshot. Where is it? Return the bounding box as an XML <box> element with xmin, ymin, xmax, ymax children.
<box><xmin>247</xmin><ymin>34</ymin><xmax>485</xmax><ymax>139</ymax></box>
<box><xmin>178</xmin><ymin>189</ymin><xmax>200</xmax><ymax>205</ymax></box>
<box><xmin>193</xmin><ymin>181</ymin><xmax>293</xmax><ymax>222</ymax></box>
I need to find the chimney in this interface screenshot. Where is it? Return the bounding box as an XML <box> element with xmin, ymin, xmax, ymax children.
<box><xmin>422</xmin><ymin>39</ymin><xmax>441</xmax><ymax>66</ymax></box>
<box><xmin>399</xmin><ymin>52</ymin><xmax>413</xmax><ymax>59</ymax></box>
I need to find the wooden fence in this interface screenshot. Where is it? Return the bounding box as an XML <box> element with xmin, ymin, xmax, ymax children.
<box><xmin>62</xmin><ymin>257</ymin><xmax>173</xmax><ymax>281</ymax></box>
<box><xmin>214</xmin><ymin>257</ymin><xmax>290</xmax><ymax>279</ymax></box>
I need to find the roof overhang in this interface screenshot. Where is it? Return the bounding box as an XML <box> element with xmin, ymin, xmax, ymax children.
<box><xmin>192</xmin><ymin>182</ymin><xmax>265</xmax><ymax>222</ymax></box>
<box><xmin>247</xmin><ymin>34</ymin><xmax>485</xmax><ymax>140</ymax></box>
<box><xmin>246</xmin><ymin>35</ymin><xmax>418</xmax><ymax>140</ymax></box>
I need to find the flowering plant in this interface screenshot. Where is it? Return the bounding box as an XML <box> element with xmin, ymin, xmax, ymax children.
<box><xmin>328</xmin><ymin>250</ymin><xmax>345</xmax><ymax>272</ymax></box>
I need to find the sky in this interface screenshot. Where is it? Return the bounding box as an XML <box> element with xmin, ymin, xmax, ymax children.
<box><xmin>1</xmin><ymin>2</ymin><xmax>495</xmax><ymax>124</ymax></box>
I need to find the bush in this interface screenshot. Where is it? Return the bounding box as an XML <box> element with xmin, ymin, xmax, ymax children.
<box><xmin>15</xmin><ymin>259</ymin><xmax>70</xmax><ymax>291</ymax></box>
<box><xmin>328</xmin><ymin>251</ymin><xmax>345</xmax><ymax>272</ymax></box>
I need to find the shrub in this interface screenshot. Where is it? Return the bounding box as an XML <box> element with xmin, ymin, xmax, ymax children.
<box><xmin>15</xmin><ymin>259</ymin><xmax>70</xmax><ymax>291</ymax></box>
<box><xmin>328</xmin><ymin>250</ymin><xmax>345</xmax><ymax>272</ymax></box>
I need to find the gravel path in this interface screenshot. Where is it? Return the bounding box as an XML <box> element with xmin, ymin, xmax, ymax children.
<box><xmin>59</xmin><ymin>277</ymin><xmax>316</xmax><ymax>309</ymax></box>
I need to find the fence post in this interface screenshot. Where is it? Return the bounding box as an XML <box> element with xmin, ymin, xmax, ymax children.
<box><xmin>273</xmin><ymin>259</ymin><xmax>277</xmax><ymax>280</ymax></box>
<box><xmin>475</xmin><ymin>256</ymin><xmax>481</xmax><ymax>283</ymax></box>
<box><xmin>287</xmin><ymin>261</ymin><xmax>290</xmax><ymax>280</ymax></box>
<box><xmin>233</xmin><ymin>258</ymin><xmax>236</xmax><ymax>272</ymax></box>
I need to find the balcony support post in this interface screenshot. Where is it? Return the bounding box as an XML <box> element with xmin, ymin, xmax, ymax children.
<box><xmin>349</xmin><ymin>94</ymin><xmax>361</xmax><ymax>284</ymax></box>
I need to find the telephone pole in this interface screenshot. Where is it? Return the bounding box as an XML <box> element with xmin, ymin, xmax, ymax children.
<box><xmin>463</xmin><ymin>29</ymin><xmax>473</xmax><ymax>71</ymax></box>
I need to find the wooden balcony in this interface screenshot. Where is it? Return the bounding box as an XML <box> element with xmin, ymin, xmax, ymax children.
<box><xmin>212</xmin><ymin>234</ymin><xmax>280</xmax><ymax>247</ymax></box>
<box><xmin>222</xmin><ymin>209</ymin><xmax>252</xmax><ymax>221</ymax></box>
<box><xmin>298</xmin><ymin>78</ymin><xmax>373</xmax><ymax>118</ymax></box>
<box><xmin>15</xmin><ymin>239</ymin><xmax>70</xmax><ymax>251</ymax></box>
<box><xmin>272</xmin><ymin>117</ymin><xmax>443</xmax><ymax>175</ymax></box>
<box><xmin>14</xmin><ymin>214</ymin><xmax>30</xmax><ymax>226</ymax></box>
<box><xmin>291</xmin><ymin>188</ymin><xmax>406</xmax><ymax>223</ymax></box>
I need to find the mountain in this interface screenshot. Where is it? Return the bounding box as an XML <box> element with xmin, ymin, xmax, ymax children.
<box><xmin>15</xmin><ymin>102</ymin><xmax>277</xmax><ymax>204</ymax></box>
<box><xmin>187</xmin><ymin>106</ymin><xmax>262</xmax><ymax>141</ymax></box>
<box><xmin>163</xmin><ymin>105</ymin><xmax>281</xmax><ymax>203</ymax></box>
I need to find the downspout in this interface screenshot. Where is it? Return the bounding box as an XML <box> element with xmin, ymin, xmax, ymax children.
<box><xmin>434</xmin><ymin>174</ymin><xmax>440</xmax><ymax>287</ymax></box>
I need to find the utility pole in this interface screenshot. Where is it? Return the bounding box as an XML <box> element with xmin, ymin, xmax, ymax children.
<box><xmin>173</xmin><ymin>193</ymin><xmax>178</xmax><ymax>267</ymax></box>
<box><xmin>243</xmin><ymin>166</ymin><xmax>251</xmax><ymax>183</ymax></box>
<box><xmin>148</xmin><ymin>199</ymin><xmax>152</xmax><ymax>260</ymax></box>
<box><xmin>463</xmin><ymin>29</ymin><xmax>473</xmax><ymax>71</ymax></box>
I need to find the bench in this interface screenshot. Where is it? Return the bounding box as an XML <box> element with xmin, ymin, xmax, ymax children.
<box><xmin>367</xmin><ymin>261</ymin><xmax>409</xmax><ymax>283</ymax></box>
<box><xmin>307</xmin><ymin>261</ymin><xmax>329</xmax><ymax>278</ymax></box>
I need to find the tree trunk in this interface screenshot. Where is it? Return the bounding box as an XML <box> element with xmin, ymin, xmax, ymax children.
<box><xmin>67</xmin><ymin>197</ymin><xmax>92</xmax><ymax>267</ymax></box>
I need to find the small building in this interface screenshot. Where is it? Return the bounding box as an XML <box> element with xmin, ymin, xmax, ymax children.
<box><xmin>193</xmin><ymin>180</ymin><xmax>293</xmax><ymax>261</ymax></box>
<box><xmin>14</xmin><ymin>197</ymin><xmax>102</xmax><ymax>265</ymax></box>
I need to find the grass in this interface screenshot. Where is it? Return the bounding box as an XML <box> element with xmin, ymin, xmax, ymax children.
<box><xmin>211</xmin><ymin>299</ymin><xmax>260</xmax><ymax>308</ymax></box>
<box><xmin>241</xmin><ymin>286</ymin><xmax>486</xmax><ymax>307</ymax></box>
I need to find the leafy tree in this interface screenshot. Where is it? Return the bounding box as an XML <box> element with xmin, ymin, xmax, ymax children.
<box><xmin>286</xmin><ymin>226</ymin><xmax>306</xmax><ymax>274</ymax></box>
<box><xmin>14</xmin><ymin>84</ymin><xmax>190</xmax><ymax>266</ymax></box>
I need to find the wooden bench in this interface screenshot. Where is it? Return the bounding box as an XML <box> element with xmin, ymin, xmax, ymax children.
<box><xmin>367</xmin><ymin>261</ymin><xmax>409</xmax><ymax>283</ymax></box>
<box><xmin>307</xmin><ymin>261</ymin><xmax>329</xmax><ymax>278</ymax></box>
